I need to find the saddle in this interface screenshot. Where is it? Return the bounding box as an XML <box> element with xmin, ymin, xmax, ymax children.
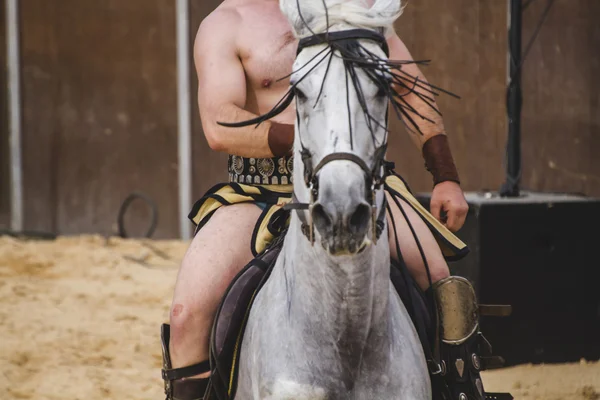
<box><xmin>204</xmin><ymin>231</ymin><xmax>512</xmax><ymax>400</ymax></box>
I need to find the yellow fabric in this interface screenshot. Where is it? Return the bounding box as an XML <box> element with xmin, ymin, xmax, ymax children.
<box><xmin>190</xmin><ymin>184</ymin><xmax>292</xmax><ymax>226</ymax></box>
<box><xmin>384</xmin><ymin>175</ymin><xmax>468</xmax><ymax>260</ymax></box>
<box><xmin>188</xmin><ymin>176</ymin><xmax>468</xmax><ymax>260</ymax></box>
<box><xmin>188</xmin><ymin>183</ymin><xmax>294</xmax><ymax>256</ymax></box>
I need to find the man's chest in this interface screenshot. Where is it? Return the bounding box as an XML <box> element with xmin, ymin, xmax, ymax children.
<box><xmin>237</xmin><ymin>18</ymin><xmax>298</xmax><ymax>90</ymax></box>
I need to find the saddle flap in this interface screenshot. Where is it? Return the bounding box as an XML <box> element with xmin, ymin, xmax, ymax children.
<box><xmin>214</xmin><ymin>264</ymin><xmax>268</xmax><ymax>354</ymax></box>
<box><xmin>208</xmin><ymin>236</ymin><xmax>285</xmax><ymax>400</ymax></box>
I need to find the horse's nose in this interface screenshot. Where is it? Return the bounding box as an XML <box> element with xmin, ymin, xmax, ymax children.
<box><xmin>312</xmin><ymin>201</ymin><xmax>371</xmax><ymax>238</ymax></box>
<box><xmin>310</xmin><ymin>162</ymin><xmax>371</xmax><ymax>253</ymax></box>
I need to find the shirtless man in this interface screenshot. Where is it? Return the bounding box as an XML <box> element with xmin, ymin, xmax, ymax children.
<box><xmin>161</xmin><ymin>1</ymin><xmax>491</xmax><ymax>399</ymax></box>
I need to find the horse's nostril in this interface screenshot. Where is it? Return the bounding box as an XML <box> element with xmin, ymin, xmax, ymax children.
<box><xmin>349</xmin><ymin>203</ymin><xmax>371</xmax><ymax>235</ymax></box>
<box><xmin>312</xmin><ymin>203</ymin><xmax>332</xmax><ymax>233</ymax></box>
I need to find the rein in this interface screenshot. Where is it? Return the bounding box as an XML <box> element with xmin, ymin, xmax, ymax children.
<box><xmin>283</xmin><ymin>28</ymin><xmax>391</xmax><ymax>245</ymax></box>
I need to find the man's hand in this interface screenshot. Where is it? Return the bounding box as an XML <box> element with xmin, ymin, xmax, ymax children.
<box><xmin>430</xmin><ymin>181</ymin><xmax>469</xmax><ymax>232</ymax></box>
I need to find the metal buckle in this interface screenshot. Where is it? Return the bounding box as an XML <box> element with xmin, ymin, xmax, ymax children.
<box><xmin>427</xmin><ymin>359</ymin><xmax>443</xmax><ymax>375</ymax></box>
<box><xmin>371</xmin><ymin>187</ymin><xmax>378</xmax><ymax>245</ymax></box>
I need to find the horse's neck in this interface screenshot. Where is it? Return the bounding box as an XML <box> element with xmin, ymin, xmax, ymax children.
<box><xmin>279</xmin><ymin>217</ymin><xmax>392</xmax><ymax>361</ymax></box>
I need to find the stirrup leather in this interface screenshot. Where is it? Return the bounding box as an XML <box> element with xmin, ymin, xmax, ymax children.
<box><xmin>161</xmin><ymin>324</ymin><xmax>211</xmax><ymax>400</ymax></box>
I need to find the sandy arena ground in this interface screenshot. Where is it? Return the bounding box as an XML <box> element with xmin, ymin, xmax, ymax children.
<box><xmin>1</xmin><ymin>235</ymin><xmax>599</xmax><ymax>400</ymax></box>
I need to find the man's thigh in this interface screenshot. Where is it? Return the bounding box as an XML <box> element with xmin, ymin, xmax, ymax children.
<box><xmin>386</xmin><ymin>193</ymin><xmax>449</xmax><ymax>289</ymax></box>
<box><xmin>172</xmin><ymin>203</ymin><xmax>263</xmax><ymax>312</ymax></box>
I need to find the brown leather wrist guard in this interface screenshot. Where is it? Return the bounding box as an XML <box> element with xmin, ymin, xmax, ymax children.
<box><xmin>268</xmin><ymin>122</ymin><xmax>295</xmax><ymax>157</ymax></box>
<box><xmin>422</xmin><ymin>134</ymin><xmax>461</xmax><ymax>186</ymax></box>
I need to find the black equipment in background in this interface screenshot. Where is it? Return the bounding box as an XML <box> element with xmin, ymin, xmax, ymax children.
<box><xmin>501</xmin><ymin>0</ymin><xmax>556</xmax><ymax>197</ymax></box>
<box><xmin>417</xmin><ymin>191</ymin><xmax>600</xmax><ymax>366</ymax></box>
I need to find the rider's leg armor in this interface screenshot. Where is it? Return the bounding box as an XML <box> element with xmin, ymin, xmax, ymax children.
<box><xmin>432</xmin><ymin>276</ymin><xmax>492</xmax><ymax>400</ymax></box>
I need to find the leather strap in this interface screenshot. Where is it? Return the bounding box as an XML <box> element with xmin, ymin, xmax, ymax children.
<box><xmin>485</xmin><ymin>393</ymin><xmax>514</xmax><ymax>400</ymax></box>
<box><xmin>162</xmin><ymin>360</ymin><xmax>211</xmax><ymax>381</ymax></box>
<box><xmin>284</xmin><ymin>191</ymin><xmax>388</xmax><ymax>241</ymax></box>
<box><xmin>479</xmin><ymin>304</ymin><xmax>512</xmax><ymax>317</ymax></box>
<box><xmin>312</xmin><ymin>152</ymin><xmax>372</xmax><ymax>179</ymax></box>
<box><xmin>298</xmin><ymin>28</ymin><xmax>389</xmax><ymax>57</ymax></box>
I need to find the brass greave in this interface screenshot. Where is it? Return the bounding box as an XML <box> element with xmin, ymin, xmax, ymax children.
<box><xmin>432</xmin><ymin>277</ymin><xmax>485</xmax><ymax>400</ymax></box>
<box><xmin>432</xmin><ymin>276</ymin><xmax>479</xmax><ymax>345</ymax></box>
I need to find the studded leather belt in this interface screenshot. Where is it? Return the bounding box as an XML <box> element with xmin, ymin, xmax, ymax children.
<box><xmin>228</xmin><ymin>154</ymin><xmax>294</xmax><ymax>185</ymax></box>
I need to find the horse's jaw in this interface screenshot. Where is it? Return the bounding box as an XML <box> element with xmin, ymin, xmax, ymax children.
<box><xmin>289</xmin><ymin>215</ymin><xmax>390</xmax><ymax>314</ymax></box>
<box><xmin>281</xmin><ymin>224</ymin><xmax>392</xmax><ymax>387</ymax></box>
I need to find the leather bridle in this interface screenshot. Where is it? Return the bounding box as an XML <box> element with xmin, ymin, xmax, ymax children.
<box><xmin>284</xmin><ymin>28</ymin><xmax>391</xmax><ymax>245</ymax></box>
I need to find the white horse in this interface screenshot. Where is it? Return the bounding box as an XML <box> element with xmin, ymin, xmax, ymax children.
<box><xmin>236</xmin><ymin>0</ymin><xmax>431</xmax><ymax>399</ymax></box>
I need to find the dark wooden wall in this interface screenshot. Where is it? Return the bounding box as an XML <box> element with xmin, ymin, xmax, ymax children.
<box><xmin>19</xmin><ymin>0</ymin><xmax>179</xmax><ymax>238</ymax></box>
<box><xmin>392</xmin><ymin>0</ymin><xmax>509</xmax><ymax>193</ymax></box>
<box><xmin>0</xmin><ymin>0</ymin><xmax>9</xmax><ymax>228</ymax></box>
<box><xmin>391</xmin><ymin>0</ymin><xmax>600</xmax><ymax>197</ymax></box>
<box><xmin>520</xmin><ymin>0</ymin><xmax>600</xmax><ymax>197</ymax></box>
<box><xmin>5</xmin><ymin>0</ymin><xmax>599</xmax><ymax>237</ymax></box>
<box><xmin>188</xmin><ymin>0</ymin><xmax>600</xmax><ymax>202</ymax></box>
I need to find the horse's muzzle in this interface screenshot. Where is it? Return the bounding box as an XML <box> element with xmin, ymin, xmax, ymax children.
<box><xmin>311</xmin><ymin>199</ymin><xmax>372</xmax><ymax>255</ymax></box>
<box><xmin>309</xmin><ymin>159</ymin><xmax>374</xmax><ymax>255</ymax></box>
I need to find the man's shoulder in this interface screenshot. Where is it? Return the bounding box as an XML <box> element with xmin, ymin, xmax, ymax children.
<box><xmin>195</xmin><ymin>0</ymin><xmax>270</xmax><ymax>53</ymax></box>
<box><xmin>194</xmin><ymin>5</ymin><xmax>243</xmax><ymax>55</ymax></box>
<box><xmin>199</xmin><ymin>0</ymin><xmax>268</xmax><ymax>32</ymax></box>
<box><xmin>198</xmin><ymin>4</ymin><xmax>241</xmax><ymax>36</ymax></box>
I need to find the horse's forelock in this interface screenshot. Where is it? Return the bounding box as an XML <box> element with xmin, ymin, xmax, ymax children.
<box><xmin>280</xmin><ymin>0</ymin><xmax>403</xmax><ymax>38</ymax></box>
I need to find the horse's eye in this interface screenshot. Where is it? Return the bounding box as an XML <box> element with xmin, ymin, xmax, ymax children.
<box><xmin>294</xmin><ymin>87</ymin><xmax>307</xmax><ymax>102</ymax></box>
<box><xmin>376</xmin><ymin>75</ymin><xmax>394</xmax><ymax>98</ymax></box>
<box><xmin>376</xmin><ymin>86</ymin><xmax>388</xmax><ymax>99</ymax></box>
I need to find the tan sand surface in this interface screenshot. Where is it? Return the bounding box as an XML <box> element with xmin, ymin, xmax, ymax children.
<box><xmin>1</xmin><ymin>235</ymin><xmax>598</xmax><ymax>400</ymax></box>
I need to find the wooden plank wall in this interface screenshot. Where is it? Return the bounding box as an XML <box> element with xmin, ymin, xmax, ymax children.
<box><xmin>19</xmin><ymin>0</ymin><xmax>179</xmax><ymax>238</ymax></box>
<box><xmin>0</xmin><ymin>0</ymin><xmax>9</xmax><ymax>228</ymax></box>
<box><xmin>392</xmin><ymin>0</ymin><xmax>600</xmax><ymax>197</ymax></box>
<box><xmin>10</xmin><ymin>0</ymin><xmax>599</xmax><ymax>237</ymax></box>
<box><xmin>520</xmin><ymin>0</ymin><xmax>600</xmax><ymax>197</ymax></box>
<box><xmin>392</xmin><ymin>0</ymin><xmax>509</xmax><ymax>193</ymax></box>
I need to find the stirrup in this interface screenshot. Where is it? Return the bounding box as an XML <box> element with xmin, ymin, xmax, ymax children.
<box><xmin>161</xmin><ymin>324</ymin><xmax>211</xmax><ymax>400</ymax></box>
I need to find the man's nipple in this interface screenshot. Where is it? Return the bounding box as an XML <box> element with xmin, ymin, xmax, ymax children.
<box><xmin>262</xmin><ymin>79</ymin><xmax>272</xmax><ymax>88</ymax></box>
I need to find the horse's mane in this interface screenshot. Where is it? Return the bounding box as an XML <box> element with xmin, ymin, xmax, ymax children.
<box><xmin>283</xmin><ymin>0</ymin><xmax>404</xmax><ymax>38</ymax></box>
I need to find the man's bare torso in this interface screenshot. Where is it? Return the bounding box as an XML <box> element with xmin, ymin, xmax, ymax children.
<box><xmin>212</xmin><ymin>0</ymin><xmax>297</xmax><ymax>124</ymax></box>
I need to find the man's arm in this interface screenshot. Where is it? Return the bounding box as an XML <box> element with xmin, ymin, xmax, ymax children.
<box><xmin>387</xmin><ymin>32</ymin><xmax>468</xmax><ymax>231</ymax></box>
<box><xmin>195</xmin><ymin>10</ymin><xmax>293</xmax><ymax>158</ymax></box>
<box><xmin>386</xmin><ymin>32</ymin><xmax>446</xmax><ymax>148</ymax></box>
<box><xmin>386</xmin><ymin>32</ymin><xmax>460</xmax><ymax>186</ymax></box>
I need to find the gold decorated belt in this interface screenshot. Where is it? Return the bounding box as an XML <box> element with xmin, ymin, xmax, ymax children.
<box><xmin>228</xmin><ymin>154</ymin><xmax>294</xmax><ymax>185</ymax></box>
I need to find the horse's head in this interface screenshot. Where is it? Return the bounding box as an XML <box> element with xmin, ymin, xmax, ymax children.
<box><xmin>282</xmin><ymin>0</ymin><xmax>403</xmax><ymax>255</ymax></box>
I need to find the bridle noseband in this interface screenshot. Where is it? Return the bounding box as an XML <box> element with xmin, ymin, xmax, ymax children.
<box><xmin>285</xmin><ymin>28</ymin><xmax>391</xmax><ymax>245</ymax></box>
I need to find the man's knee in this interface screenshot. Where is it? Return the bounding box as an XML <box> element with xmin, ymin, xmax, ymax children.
<box><xmin>428</xmin><ymin>260</ymin><xmax>450</xmax><ymax>284</ymax></box>
<box><xmin>169</xmin><ymin>302</ymin><xmax>202</xmax><ymax>343</ymax></box>
<box><xmin>409</xmin><ymin>258</ymin><xmax>450</xmax><ymax>289</ymax></box>
<box><xmin>170</xmin><ymin>256</ymin><xmax>241</xmax><ymax>336</ymax></box>
<box><xmin>168</xmin><ymin>293</ymin><xmax>219</xmax><ymax>352</ymax></box>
